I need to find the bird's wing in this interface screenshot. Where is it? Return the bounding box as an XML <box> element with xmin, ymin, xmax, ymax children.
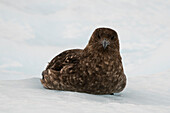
<box><xmin>46</xmin><ymin>49</ymin><xmax>82</xmax><ymax>71</ymax></box>
<box><xmin>41</xmin><ymin>49</ymin><xmax>82</xmax><ymax>89</ymax></box>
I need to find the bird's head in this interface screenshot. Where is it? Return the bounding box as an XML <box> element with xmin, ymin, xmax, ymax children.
<box><xmin>86</xmin><ymin>28</ymin><xmax>120</xmax><ymax>53</ymax></box>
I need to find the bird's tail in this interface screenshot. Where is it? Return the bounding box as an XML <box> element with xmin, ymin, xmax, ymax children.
<box><xmin>40</xmin><ymin>69</ymin><xmax>60</xmax><ymax>89</ymax></box>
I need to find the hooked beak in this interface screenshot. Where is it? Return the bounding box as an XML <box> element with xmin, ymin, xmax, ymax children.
<box><xmin>102</xmin><ymin>39</ymin><xmax>110</xmax><ymax>49</ymax></box>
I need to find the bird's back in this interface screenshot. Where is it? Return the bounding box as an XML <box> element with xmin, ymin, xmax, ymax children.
<box><xmin>46</xmin><ymin>49</ymin><xmax>82</xmax><ymax>70</ymax></box>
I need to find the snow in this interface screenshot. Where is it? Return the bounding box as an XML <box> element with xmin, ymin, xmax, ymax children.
<box><xmin>0</xmin><ymin>71</ymin><xmax>170</xmax><ymax>113</ymax></box>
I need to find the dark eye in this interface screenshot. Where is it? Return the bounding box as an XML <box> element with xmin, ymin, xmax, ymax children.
<box><xmin>111</xmin><ymin>36</ymin><xmax>114</xmax><ymax>40</ymax></box>
<box><xmin>98</xmin><ymin>34</ymin><xmax>101</xmax><ymax>39</ymax></box>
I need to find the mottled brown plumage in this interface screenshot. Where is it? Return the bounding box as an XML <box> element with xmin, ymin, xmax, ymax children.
<box><xmin>40</xmin><ymin>28</ymin><xmax>126</xmax><ymax>95</ymax></box>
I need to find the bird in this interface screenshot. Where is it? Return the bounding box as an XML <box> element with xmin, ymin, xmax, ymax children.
<box><xmin>40</xmin><ymin>27</ymin><xmax>126</xmax><ymax>95</ymax></box>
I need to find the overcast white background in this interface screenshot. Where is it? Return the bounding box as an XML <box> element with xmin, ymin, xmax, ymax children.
<box><xmin>0</xmin><ymin>0</ymin><xmax>170</xmax><ymax>80</ymax></box>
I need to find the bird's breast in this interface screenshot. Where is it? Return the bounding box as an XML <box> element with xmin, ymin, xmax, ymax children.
<box><xmin>78</xmin><ymin>54</ymin><xmax>126</xmax><ymax>93</ymax></box>
<box><xmin>80</xmin><ymin>55</ymin><xmax>121</xmax><ymax>78</ymax></box>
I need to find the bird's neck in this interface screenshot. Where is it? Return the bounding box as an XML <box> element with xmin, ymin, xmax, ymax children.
<box><xmin>82</xmin><ymin>46</ymin><xmax>121</xmax><ymax>62</ymax></box>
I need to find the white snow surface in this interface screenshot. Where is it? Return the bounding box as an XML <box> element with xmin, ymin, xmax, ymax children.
<box><xmin>0</xmin><ymin>71</ymin><xmax>170</xmax><ymax>113</ymax></box>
